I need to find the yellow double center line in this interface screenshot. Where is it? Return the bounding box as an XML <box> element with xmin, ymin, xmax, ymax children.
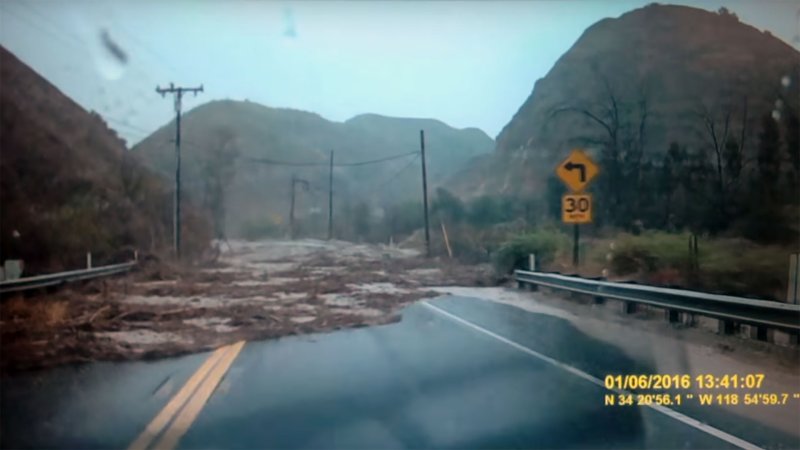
<box><xmin>128</xmin><ymin>341</ymin><xmax>246</xmax><ymax>450</ymax></box>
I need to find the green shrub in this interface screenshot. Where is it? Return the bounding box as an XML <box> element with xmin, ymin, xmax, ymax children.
<box><xmin>610</xmin><ymin>231</ymin><xmax>692</xmax><ymax>275</ymax></box>
<box><xmin>607</xmin><ymin>231</ymin><xmax>790</xmax><ymax>299</ymax></box>
<box><xmin>696</xmin><ymin>239</ymin><xmax>789</xmax><ymax>299</ymax></box>
<box><xmin>493</xmin><ymin>228</ymin><xmax>570</xmax><ymax>274</ymax></box>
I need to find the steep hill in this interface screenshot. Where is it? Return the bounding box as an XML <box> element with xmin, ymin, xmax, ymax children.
<box><xmin>450</xmin><ymin>4</ymin><xmax>800</xmax><ymax>198</ymax></box>
<box><xmin>0</xmin><ymin>46</ymin><xmax>209</xmax><ymax>273</ymax></box>
<box><xmin>132</xmin><ymin>100</ymin><xmax>493</xmax><ymax>238</ymax></box>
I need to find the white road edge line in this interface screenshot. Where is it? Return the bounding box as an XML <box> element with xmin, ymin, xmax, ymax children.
<box><xmin>420</xmin><ymin>301</ymin><xmax>764</xmax><ymax>450</ymax></box>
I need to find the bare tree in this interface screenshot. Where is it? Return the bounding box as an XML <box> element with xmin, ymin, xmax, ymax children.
<box><xmin>120</xmin><ymin>150</ymin><xmax>144</xmax><ymax>203</ymax></box>
<box><xmin>549</xmin><ymin>72</ymin><xmax>650</xmax><ymax>228</ymax></box>
<box><xmin>695</xmin><ymin>94</ymin><xmax>749</xmax><ymax>228</ymax></box>
<box><xmin>201</xmin><ymin>127</ymin><xmax>239</xmax><ymax>240</ymax></box>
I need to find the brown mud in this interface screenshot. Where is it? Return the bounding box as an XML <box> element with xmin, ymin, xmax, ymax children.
<box><xmin>0</xmin><ymin>239</ymin><xmax>495</xmax><ymax>374</ymax></box>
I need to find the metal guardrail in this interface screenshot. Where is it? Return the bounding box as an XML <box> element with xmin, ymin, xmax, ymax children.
<box><xmin>0</xmin><ymin>261</ymin><xmax>136</xmax><ymax>295</ymax></box>
<box><xmin>514</xmin><ymin>270</ymin><xmax>800</xmax><ymax>333</ymax></box>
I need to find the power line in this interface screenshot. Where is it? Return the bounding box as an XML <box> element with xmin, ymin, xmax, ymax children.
<box><xmin>104</xmin><ymin>116</ymin><xmax>154</xmax><ymax>134</ymax></box>
<box><xmin>337</xmin><ymin>151</ymin><xmax>420</xmax><ymax>167</ymax></box>
<box><xmin>108</xmin><ymin>18</ymin><xmax>184</xmax><ymax>79</ymax></box>
<box><xmin>155</xmin><ymin>82</ymin><xmax>204</xmax><ymax>259</ymax></box>
<box><xmin>104</xmin><ymin>15</ymin><xmax>193</xmax><ymax>90</ymax></box>
<box><xmin>113</xmin><ymin>128</ymin><xmax>151</xmax><ymax>140</ymax></box>
<box><xmin>243</xmin><ymin>156</ymin><xmax>325</xmax><ymax>167</ymax></box>
<box><xmin>0</xmin><ymin>5</ymin><xmax>84</xmax><ymax>51</ymax></box>
<box><xmin>16</xmin><ymin>4</ymin><xmax>168</xmax><ymax>98</ymax></box>
<box><xmin>103</xmin><ymin>123</ymin><xmax>153</xmax><ymax>141</ymax></box>
<box><xmin>243</xmin><ymin>150</ymin><xmax>419</xmax><ymax>168</ymax></box>
<box><xmin>370</xmin><ymin>153</ymin><xmax>420</xmax><ymax>193</ymax></box>
<box><xmin>15</xmin><ymin>3</ymin><xmax>85</xmax><ymax>47</ymax></box>
<box><xmin>2</xmin><ymin>3</ymin><xmax>168</xmax><ymax>119</ymax></box>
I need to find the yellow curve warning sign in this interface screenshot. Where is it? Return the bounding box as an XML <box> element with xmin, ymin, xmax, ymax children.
<box><xmin>556</xmin><ymin>149</ymin><xmax>599</xmax><ymax>192</ymax></box>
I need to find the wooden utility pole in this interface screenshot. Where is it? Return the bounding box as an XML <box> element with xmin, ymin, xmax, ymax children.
<box><xmin>290</xmin><ymin>175</ymin><xmax>297</xmax><ymax>240</ymax></box>
<box><xmin>289</xmin><ymin>175</ymin><xmax>309</xmax><ymax>240</ymax></box>
<box><xmin>328</xmin><ymin>150</ymin><xmax>334</xmax><ymax>240</ymax></box>
<box><xmin>420</xmin><ymin>130</ymin><xmax>431</xmax><ymax>257</ymax></box>
<box><xmin>155</xmin><ymin>82</ymin><xmax>203</xmax><ymax>259</ymax></box>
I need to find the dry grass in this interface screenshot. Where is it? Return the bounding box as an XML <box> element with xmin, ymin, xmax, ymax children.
<box><xmin>2</xmin><ymin>296</ymin><xmax>30</xmax><ymax>319</ymax></box>
<box><xmin>1</xmin><ymin>297</ymin><xmax>70</xmax><ymax>326</ymax></box>
<box><xmin>554</xmin><ymin>231</ymin><xmax>792</xmax><ymax>299</ymax></box>
<box><xmin>43</xmin><ymin>301</ymin><xmax>69</xmax><ymax>325</ymax></box>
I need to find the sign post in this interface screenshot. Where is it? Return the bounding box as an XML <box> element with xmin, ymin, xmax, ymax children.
<box><xmin>556</xmin><ymin>149</ymin><xmax>599</xmax><ymax>267</ymax></box>
<box><xmin>573</xmin><ymin>224</ymin><xmax>579</xmax><ymax>267</ymax></box>
<box><xmin>789</xmin><ymin>253</ymin><xmax>799</xmax><ymax>304</ymax></box>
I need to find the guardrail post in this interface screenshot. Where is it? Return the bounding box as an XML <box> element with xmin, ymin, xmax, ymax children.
<box><xmin>594</xmin><ymin>276</ymin><xmax>606</xmax><ymax>304</ymax></box>
<box><xmin>788</xmin><ymin>253</ymin><xmax>799</xmax><ymax>304</ymax></box>
<box><xmin>515</xmin><ymin>272</ymin><xmax>538</xmax><ymax>292</ymax></box>
<box><xmin>622</xmin><ymin>301</ymin><xmax>637</xmax><ymax>314</ymax></box>
<box><xmin>749</xmin><ymin>325</ymin><xmax>773</xmax><ymax>343</ymax></box>
<box><xmin>507</xmin><ymin>271</ymin><xmax>799</xmax><ymax>338</ymax></box>
<box><xmin>86</xmin><ymin>252</ymin><xmax>92</xmax><ymax>269</ymax></box>
<box><xmin>666</xmin><ymin>309</ymin><xmax>680</xmax><ymax>323</ymax></box>
<box><xmin>718</xmin><ymin>319</ymin><xmax>737</xmax><ymax>335</ymax></box>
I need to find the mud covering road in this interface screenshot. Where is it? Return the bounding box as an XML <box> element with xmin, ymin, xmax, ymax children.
<box><xmin>0</xmin><ymin>239</ymin><xmax>495</xmax><ymax>373</ymax></box>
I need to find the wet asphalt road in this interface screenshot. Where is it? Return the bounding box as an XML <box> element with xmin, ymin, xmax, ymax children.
<box><xmin>1</xmin><ymin>295</ymin><xmax>798</xmax><ymax>449</ymax></box>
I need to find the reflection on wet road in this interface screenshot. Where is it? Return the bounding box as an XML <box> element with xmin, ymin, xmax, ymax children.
<box><xmin>2</xmin><ymin>296</ymin><xmax>797</xmax><ymax>449</ymax></box>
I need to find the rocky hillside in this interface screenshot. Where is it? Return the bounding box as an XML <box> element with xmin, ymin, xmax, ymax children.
<box><xmin>451</xmin><ymin>4</ymin><xmax>799</xmax><ymax>198</ymax></box>
<box><xmin>132</xmin><ymin>100</ymin><xmax>493</xmax><ymax>238</ymax></box>
<box><xmin>0</xmin><ymin>47</ymin><xmax>209</xmax><ymax>273</ymax></box>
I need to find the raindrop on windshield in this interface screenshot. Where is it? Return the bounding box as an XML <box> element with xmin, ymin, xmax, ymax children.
<box><xmin>283</xmin><ymin>8</ymin><xmax>297</xmax><ymax>38</ymax></box>
<box><xmin>92</xmin><ymin>28</ymin><xmax>128</xmax><ymax>81</ymax></box>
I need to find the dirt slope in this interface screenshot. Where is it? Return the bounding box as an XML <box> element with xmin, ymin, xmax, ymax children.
<box><xmin>0</xmin><ymin>46</ymin><xmax>210</xmax><ymax>272</ymax></box>
<box><xmin>451</xmin><ymin>4</ymin><xmax>799</xmax><ymax>197</ymax></box>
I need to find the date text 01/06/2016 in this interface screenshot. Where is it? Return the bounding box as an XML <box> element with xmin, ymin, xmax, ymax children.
<box><xmin>603</xmin><ymin>374</ymin><xmax>767</xmax><ymax>391</ymax></box>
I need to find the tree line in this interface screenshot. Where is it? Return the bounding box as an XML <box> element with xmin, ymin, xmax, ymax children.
<box><xmin>546</xmin><ymin>69</ymin><xmax>799</xmax><ymax>244</ymax></box>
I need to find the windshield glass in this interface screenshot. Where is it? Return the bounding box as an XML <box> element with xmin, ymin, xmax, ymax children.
<box><xmin>1</xmin><ymin>2</ymin><xmax>798</xmax><ymax>449</ymax></box>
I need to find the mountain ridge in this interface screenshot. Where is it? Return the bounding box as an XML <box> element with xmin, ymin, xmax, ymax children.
<box><xmin>455</xmin><ymin>3</ymin><xmax>799</xmax><ymax>198</ymax></box>
<box><xmin>132</xmin><ymin>98</ymin><xmax>493</xmax><ymax>238</ymax></box>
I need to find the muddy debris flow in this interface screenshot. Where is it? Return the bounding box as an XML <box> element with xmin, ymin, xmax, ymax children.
<box><xmin>0</xmin><ymin>239</ymin><xmax>494</xmax><ymax>373</ymax></box>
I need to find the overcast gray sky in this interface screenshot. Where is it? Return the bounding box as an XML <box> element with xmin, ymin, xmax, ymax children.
<box><xmin>1</xmin><ymin>1</ymin><xmax>798</xmax><ymax>145</ymax></box>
